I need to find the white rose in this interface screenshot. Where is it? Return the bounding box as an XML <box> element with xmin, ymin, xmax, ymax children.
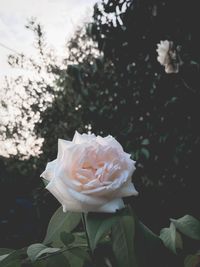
<box><xmin>41</xmin><ymin>132</ymin><xmax>138</xmax><ymax>213</ymax></box>
<box><xmin>156</xmin><ymin>40</ymin><xmax>180</xmax><ymax>73</ymax></box>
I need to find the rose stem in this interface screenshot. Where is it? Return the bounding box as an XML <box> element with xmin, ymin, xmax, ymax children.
<box><xmin>81</xmin><ymin>213</ymin><xmax>95</xmax><ymax>263</ymax></box>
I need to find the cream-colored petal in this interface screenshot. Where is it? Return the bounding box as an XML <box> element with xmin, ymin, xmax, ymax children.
<box><xmin>46</xmin><ymin>178</ymin><xmax>83</xmax><ymax>212</ymax></box>
<box><xmin>95</xmin><ymin>198</ymin><xmax>124</xmax><ymax>213</ymax></box>
<box><xmin>57</xmin><ymin>139</ymin><xmax>72</xmax><ymax>160</ymax></box>
<box><xmin>40</xmin><ymin>159</ymin><xmax>57</xmax><ymax>181</ymax></box>
<box><xmin>96</xmin><ymin>135</ymin><xmax>123</xmax><ymax>153</ymax></box>
<box><xmin>113</xmin><ymin>181</ymin><xmax>138</xmax><ymax>198</ymax></box>
<box><xmin>72</xmin><ymin>131</ymin><xmax>96</xmax><ymax>144</ymax></box>
<box><xmin>67</xmin><ymin>187</ymin><xmax>107</xmax><ymax>206</ymax></box>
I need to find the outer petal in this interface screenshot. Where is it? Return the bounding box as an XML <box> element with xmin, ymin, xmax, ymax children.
<box><xmin>72</xmin><ymin>131</ymin><xmax>96</xmax><ymax>144</ymax></box>
<box><xmin>96</xmin><ymin>135</ymin><xmax>123</xmax><ymax>153</ymax></box>
<box><xmin>56</xmin><ymin>145</ymin><xmax>87</xmax><ymax>189</ymax></box>
<box><xmin>40</xmin><ymin>159</ymin><xmax>57</xmax><ymax>181</ymax></box>
<box><xmin>95</xmin><ymin>198</ymin><xmax>124</xmax><ymax>213</ymax></box>
<box><xmin>57</xmin><ymin>139</ymin><xmax>72</xmax><ymax>160</ymax></box>
<box><xmin>46</xmin><ymin>177</ymin><xmax>83</xmax><ymax>212</ymax></box>
<box><xmin>113</xmin><ymin>181</ymin><xmax>138</xmax><ymax>198</ymax></box>
<box><xmin>46</xmin><ymin>177</ymin><xmax>123</xmax><ymax>213</ymax></box>
<box><xmin>67</xmin><ymin>187</ymin><xmax>107</xmax><ymax>206</ymax></box>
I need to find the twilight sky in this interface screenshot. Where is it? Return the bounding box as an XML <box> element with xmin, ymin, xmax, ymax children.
<box><xmin>0</xmin><ymin>0</ymin><xmax>97</xmax><ymax>157</ymax></box>
<box><xmin>0</xmin><ymin>0</ymin><xmax>97</xmax><ymax>78</ymax></box>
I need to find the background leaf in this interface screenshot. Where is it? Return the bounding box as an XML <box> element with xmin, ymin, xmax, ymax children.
<box><xmin>135</xmin><ymin>220</ymin><xmax>163</xmax><ymax>267</ymax></box>
<box><xmin>184</xmin><ymin>254</ymin><xmax>200</xmax><ymax>267</ymax></box>
<box><xmin>160</xmin><ymin>223</ymin><xmax>177</xmax><ymax>253</ymax></box>
<box><xmin>170</xmin><ymin>215</ymin><xmax>200</xmax><ymax>240</ymax></box>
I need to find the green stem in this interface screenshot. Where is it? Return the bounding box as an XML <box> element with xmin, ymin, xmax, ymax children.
<box><xmin>180</xmin><ymin>77</ymin><xmax>196</xmax><ymax>93</ymax></box>
<box><xmin>81</xmin><ymin>213</ymin><xmax>92</xmax><ymax>254</ymax></box>
<box><xmin>81</xmin><ymin>213</ymin><xmax>97</xmax><ymax>266</ymax></box>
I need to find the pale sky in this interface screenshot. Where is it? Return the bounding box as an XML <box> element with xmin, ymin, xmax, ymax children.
<box><xmin>0</xmin><ymin>0</ymin><xmax>98</xmax><ymax>158</ymax></box>
<box><xmin>0</xmin><ymin>0</ymin><xmax>97</xmax><ymax>77</ymax></box>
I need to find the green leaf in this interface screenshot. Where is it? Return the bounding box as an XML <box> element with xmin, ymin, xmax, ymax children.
<box><xmin>0</xmin><ymin>249</ymin><xmax>15</xmax><ymax>263</ymax></box>
<box><xmin>0</xmin><ymin>249</ymin><xmax>14</xmax><ymax>256</ymax></box>
<box><xmin>69</xmin><ymin>247</ymin><xmax>89</xmax><ymax>261</ymax></box>
<box><xmin>160</xmin><ymin>223</ymin><xmax>177</xmax><ymax>254</ymax></box>
<box><xmin>60</xmin><ymin>232</ymin><xmax>75</xmax><ymax>246</ymax></box>
<box><xmin>46</xmin><ymin>253</ymin><xmax>70</xmax><ymax>267</ymax></box>
<box><xmin>140</xmin><ymin>148</ymin><xmax>150</xmax><ymax>159</ymax></box>
<box><xmin>111</xmin><ymin>209</ymin><xmax>138</xmax><ymax>267</ymax></box>
<box><xmin>134</xmin><ymin>220</ymin><xmax>162</xmax><ymax>267</ymax></box>
<box><xmin>0</xmin><ymin>259</ymin><xmax>21</xmax><ymax>267</ymax></box>
<box><xmin>184</xmin><ymin>254</ymin><xmax>200</xmax><ymax>267</ymax></box>
<box><xmin>43</xmin><ymin>207</ymin><xmax>81</xmax><ymax>246</ymax></box>
<box><xmin>32</xmin><ymin>260</ymin><xmax>47</xmax><ymax>267</ymax></box>
<box><xmin>0</xmin><ymin>249</ymin><xmax>26</xmax><ymax>267</ymax></box>
<box><xmin>86</xmin><ymin>213</ymin><xmax>119</xmax><ymax>251</ymax></box>
<box><xmin>63</xmin><ymin>250</ymin><xmax>86</xmax><ymax>267</ymax></box>
<box><xmin>170</xmin><ymin>215</ymin><xmax>200</xmax><ymax>240</ymax></box>
<box><xmin>73</xmin><ymin>232</ymin><xmax>87</xmax><ymax>245</ymax></box>
<box><xmin>27</xmin><ymin>243</ymin><xmax>60</xmax><ymax>262</ymax></box>
<box><xmin>0</xmin><ymin>254</ymin><xmax>9</xmax><ymax>262</ymax></box>
<box><xmin>141</xmin><ymin>139</ymin><xmax>150</xmax><ymax>145</ymax></box>
<box><xmin>175</xmin><ymin>231</ymin><xmax>183</xmax><ymax>250</ymax></box>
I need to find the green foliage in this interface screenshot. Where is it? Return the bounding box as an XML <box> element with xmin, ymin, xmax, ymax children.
<box><xmin>43</xmin><ymin>207</ymin><xmax>81</xmax><ymax>246</ymax></box>
<box><xmin>160</xmin><ymin>214</ymin><xmax>200</xmax><ymax>267</ymax></box>
<box><xmin>160</xmin><ymin>222</ymin><xmax>180</xmax><ymax>254</ymax></box>
<box><xmin>184</xmin><ymin>254</ymin><xmax>200</xmax><ymax>267</ymax></box>
<box><xmin>0</xmin><ymin>248</ymin><xmax>26</xmax><ymax>267</ymax></box>
<box><xmin>111</xmin><ymin>208</ymin><xmax>138</xmax><ymax>267</ymax></box>
<box><xmin>170</xmin><ymin>215</ymin><xmax>200</xmax><ymax>240</ymax></box>
<box><xmin>85</xmin><ymin>212</ymin><xmax>119</xmax><ymax>251</ymax></box>
<box><xmin>1</xmin><ymin>205</ymin><xmax>200</xmax><ymax>267</ymax></box>
<box><xmin>27</xmin><ymin>243</ymin><xmax>60</xmax><ymax>262</ymax></box>
<box><xmin>60</xmin><ymin>232</ymin><xmax>75</xmax><ymax>246</ymax></box>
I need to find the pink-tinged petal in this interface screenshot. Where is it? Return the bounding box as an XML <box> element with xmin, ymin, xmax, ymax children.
<box><xmin>96</xmin><ymin>135</ymin><xmax>123</xmax><ymax>153</ymax></box>
<box><xmin>72</xmin><ymin>131</ymin><xmax>96</xmax><ymax>144</ymax></box>
<box><xmin>57</xmin><ymin>139</ymin><xmax>72</xmax><ymax>160</ymax></box>
<box><xmin>46</xmin><ymin>178</ymin><xmax>83</xmax><ymax>212</ymax></box>
<box><xmin>67</xmin><ymin>187</ymin><xmax>107</xmax><ymax>206</ymax></box>
<box><xmin>96</xmin><ymin>198</ymin><xmax>125</xmax><ymax>213</ymax></box>
<box><xmin>113</xmin><ymin>182</ymin><xmax>138</xmax><ymax>198</ymax></box>
<box><xmin>40</xmin><ymin>159</ymin><xmax>57</xmax><ymax>181</ymax></box>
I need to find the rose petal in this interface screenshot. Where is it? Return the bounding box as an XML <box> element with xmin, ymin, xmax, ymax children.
<box><xmin>96</xmin><ymin>198</ymin><xmax>125</xmax><ymax>213</ymax></box>
<box><xmin>67</xmin><ymin>187</ymin><xmax>107</xmax><ymax>206</ymax></box>
<box><xmin>40</xmin><ymin>159</ymin><xmax>57</xmax><ymax>181</ymax></box>
<box><xmin>46</xmin><ymin>178</ymin><xmax>83</xmax><ymax>212</ymax></box>
<box><xmin>73</xmin><ymin>131</ymin><xmax>96</xmax><ymax>144</ymax></box>
<box><xmin>113</xmin><ymin>181</ymin><xmax>138</xmax><ymax>198</ymax></box>
<box><xmin>96</xmin><ymin>135</ymin><xmax>123</xmax><ymax>152</ymax></box>
<box><xmin>57</xmin><ymin>139</ymin><xmax>72</xmax><ymax>160</ymax></box>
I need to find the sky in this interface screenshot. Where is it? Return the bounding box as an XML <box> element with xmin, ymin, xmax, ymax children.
<box><xmin>0</xmin><ymin>0</ymin><xmax>97</xmax><ymax>78</ymax></box>
<box><xmin>0</xmin><ymin>0</ymin><xmax>98</xmax><ymax>157</ymax></box>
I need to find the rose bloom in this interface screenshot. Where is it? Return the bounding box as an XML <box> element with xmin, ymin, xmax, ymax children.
<box><xmin>156</xmin><ymin>40</ymin><xmax>180</xmax><ymax>73</ymax></box>
<box><xmin>41</xmin><ymin>132</ymin><xmax>138</xmax><ymax>213</ymax></box>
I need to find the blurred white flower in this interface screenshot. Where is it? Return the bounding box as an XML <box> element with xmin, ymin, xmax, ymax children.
<box><xmin>156</xmin><ymin>40</ymin><xmax>181</xmax><ymax>74</ymax></box>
